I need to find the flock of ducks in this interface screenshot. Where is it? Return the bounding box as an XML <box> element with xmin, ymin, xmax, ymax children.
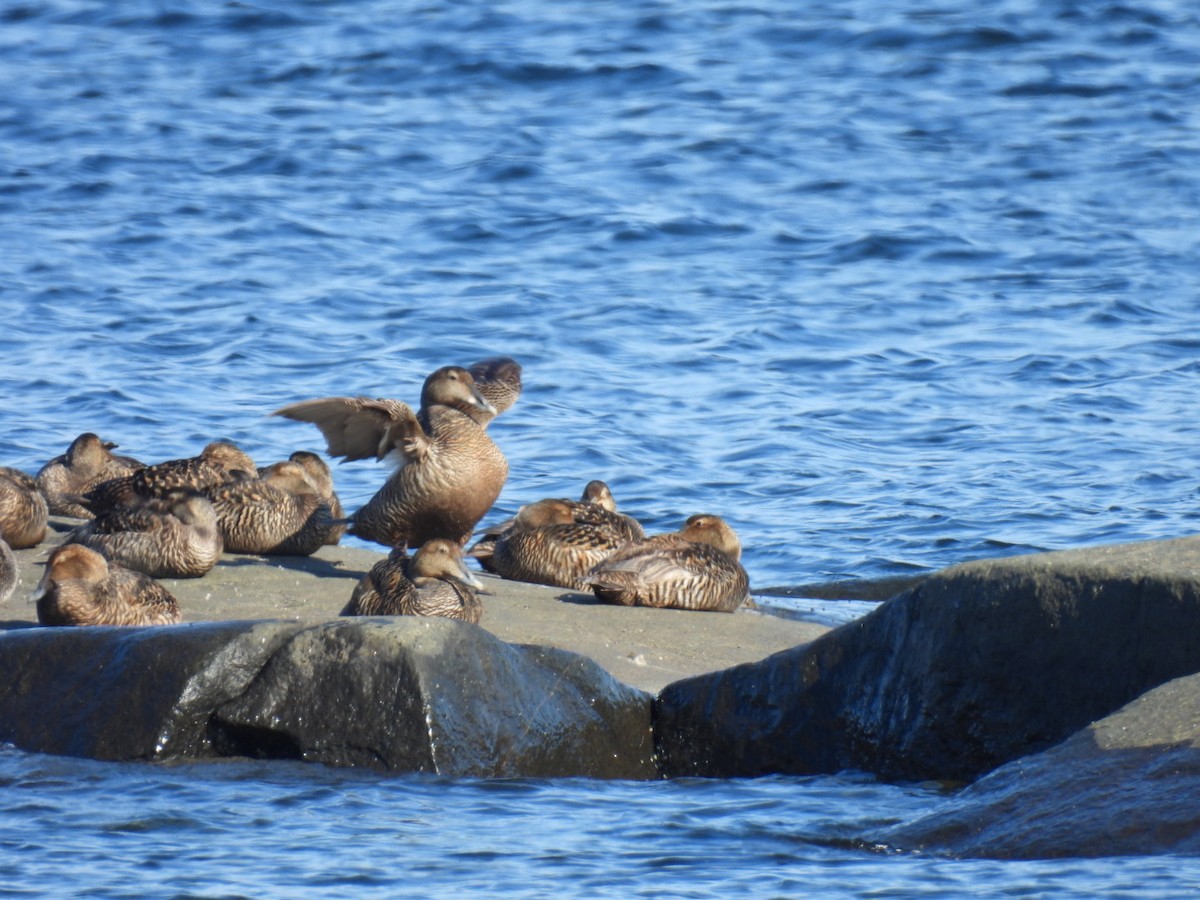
<box><xmin>0</xmin><ymin>357</ymin><xmax>753</xmax><ymax>627</ymax></box>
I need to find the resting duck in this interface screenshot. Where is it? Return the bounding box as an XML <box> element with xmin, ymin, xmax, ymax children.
<box><xmin>65</xmin><ymin>488</ymin><xmax>223</xmax><ymax>578</ymax></box>
<box><xmin>470</xmin><ymin>481</ymin><xmax>643</xmax><ymax>570</ymax></box>
<box><xmin>0</xmin><ymin>467</ymin><xmax>49</xmax><ymax>549</ymax></box>
<box><xmin>274</xmin><ymin>357</ymin><xmax>521</xmax><ymax>549</ymax></box>
<box><xmin>36</xmin><ymin>432</ymin><xmax>145</xmax><ymax>518</ymax></box>
<box><xmin>584</xmin><ymin>514</ymin><xmax>751</xmax><ymax>613</ymax></box>
<box><xmin>469</xmin><ymin>491</ymin><xmax>643</xmax><ymax>590</ymax></box>
<box><xmin>32</xmin><ymin>542</ymin><xmax>181</xmax><ymax>626</ymax></box>
<box><xmin>281</xmin><ymin>451</ymin><xmax>346</xmax><ymax>545</ymax></box>
<box><xmin>341</xmin><ymin>538</ymin><xmax>484</xmax><ymax>623</ymax></box>
<box><xmin>207</xmin><ymin>460</ymin><xmax>333</xmax><ymax>556</ymax></box>
<box><xmin>82</xmin><ymin>441</ymin><xmax>256</xmax><ymax>514</ymax></box>
<box><xmin>0</xmin><ymin>537</ymin><xmax>15</xmax><ymax>605</ymax></box>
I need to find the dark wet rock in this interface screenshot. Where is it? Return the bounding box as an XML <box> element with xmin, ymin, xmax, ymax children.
<box><xmin>655</xmin><ymin>536</ymin><xmax>1200</xmax><ymax>782</ymax></box>
<box><xmin>0</xmin><ymin>618</ymin><xmax>655</xmax><ymax>778</ymax></box>
<box><xmin>756</xmin><ymin>572</ymin><xmax>929</xmax><ymax>602</ymax></box>
<box><xmin>874</xmin><ymin>671</ymin><xmax>1200</xmax><ymax>858</ymax></box>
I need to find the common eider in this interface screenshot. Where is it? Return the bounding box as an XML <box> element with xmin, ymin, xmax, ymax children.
<box><xmin>66</xmin><ymin>488</ymin><xmax>223</xmax><ymax>578</ymax></box>
<box><xmin>207</xmin><ymin>460</ymin><xmax>333</xmax><ymax>556</ymax></box>
<box><xmin>585</xmin><ymin>514</ymin><xmax>751</xmax><ymax>612</ymax></box>
<box><xmin>341</xmin><ymin>538</ymin><xmax>484</xmax><ymax>623</ymax></box>
<box><xmin>32</xmin><ymin>542</ymin><xmax>181</xmax><ymax>627</ymax></box>
<box><xmin>0</xmin><ymin>467</ymin><xmax>49</xmax><ymax>549</ymax></box>
<box><xmin>274</xmin><ymin>358</ymin><xmax>521</xmax><ymax>549</ymax></box>
<box><xmin>82</xmin><ymin>441</ymin><xmax>256</xmax><ymax>514</ymax></box>
<box><xmin>36</xmin><ymin>432</ymin><xmax>145</xmax><ymax>518</ymax></box>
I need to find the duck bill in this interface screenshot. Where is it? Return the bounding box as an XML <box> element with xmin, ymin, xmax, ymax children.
<box><xmin>28</xmin><ymin>572</ymin><xmax>49</xmax><ymax>605</ymax></box>
<box><xmin>456</xmin><ymin>561</ymin><xmax>485</xmax><ymax>590</ymax></box>
<box><xmin>469</xmin><ymin>384</ymin><xmax>497</xmax><ymax>417</ymax></box>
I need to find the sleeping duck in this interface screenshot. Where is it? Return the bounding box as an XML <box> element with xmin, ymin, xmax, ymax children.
<box><xmin>36</xmin><ymin>432</ymin><xmax>145</xmax><ymax>519</ymax></box>
<box><xmin>584</xmin><ymin>514</ymin><xmax>751</xmax><ymax>613</ymax></box>
<box><xmin>0</xmin><ymin>467</ymin><xmax>49</xmax><ymax>550</ymax></box>
<box><xmin>32</xmin><ymin>542</ymin><xmax>181</xmax><ymax>627</ymax></box>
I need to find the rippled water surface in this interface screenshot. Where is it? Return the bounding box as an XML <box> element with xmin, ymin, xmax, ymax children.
<box><xmin>3</xmin><ymin>0</ymin><xmax>1200</xmax><ymax>893</ymax></box>
<box><xmin>3</xmin><ymin>747</ymin><xmax>1199</xmax><ymax>899</ymax></box>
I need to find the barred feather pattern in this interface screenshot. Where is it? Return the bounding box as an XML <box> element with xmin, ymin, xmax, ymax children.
<box><xmin>34</xmin><ymin>544</ymin><xmax>181</xmax><ymax>627</ymax></box>
<box><xmin>207</xmin><ymin>478</ymin><xmax>333</xmax><ymax>556</ymax></box>
<box><xmin>67</xmin><ymin>492</ymin><xmax>222</xmax><ymax>578</ymax></box>
<box><xmin>0</xmin><ymin>467</ymin><xmax>48</xmax><ymax>549</ymax></box>
<box><xmin>586</xmin><ymin>530</ymin><xmax>751</xmax><ymax>613</ymax></box>
<box><xmin>342</xmin><ymin>542</ymin><xmax>482</xmax><ymax>623</ymax></box>
<box><xmin>36</xmin><ymin>433</ymin><xmax>145</xmax><ymax>519</ymax></box>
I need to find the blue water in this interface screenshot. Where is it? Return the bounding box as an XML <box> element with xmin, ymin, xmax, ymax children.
<box><xmin>3</xmin><ymin>0</ymin><xmax>1200</xmax><ymax>893</ymax></box>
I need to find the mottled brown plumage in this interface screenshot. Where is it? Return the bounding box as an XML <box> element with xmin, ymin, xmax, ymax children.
<box><xmin>342</xmin><ymin>539</ymin><xmax>484</xmax><ymax>622</ymax></box>
<box><xmin>273</xmin><ymin>358</ymin><xmax>520</xmax><ymax>549</ymax></box>
<box><xmin>36</xmin><ymin>432</ymin><xmax>145</xmax><ymax>518</ymax></box>
<box><xmin>285</xmin><ymin>451</ymin><xmax>346</xmax><ymax>545</ymax></box>
<box><xmin>466</xmin><ymin>357</ymin><xmax>522</xmax><ymax>422</ymax></box>
<box><xmin>82</xmin><ymin>441</ymin><xmax>256</xmax><ymax>514</ymax></box>
<box><xmin>66</xmin><ymin>489</ymin><xmax>223</xmax><ymax>578</ymax></box>
<box><xmin>33</xmin><ymin>543</ymin><xmax>181</xmax><ymax>627</ymax></box>
<box><xmin>585</xmin><ymin>514</ymin><xmax>751</xmax><ymax>612</ymax></box>
<box><xmin>0</xmin><ymin>467</ymin><xmax>49</xmax><ymax>549</ymax></box>
<box><xmin>469</xmin><ymin>494</ymin><xmax>642</xmax><ymax>590</ymax></box>
<box><xmin>208</xmin><ymin>460</ymin><xmax>333</xmax><ymax>556</ymax></box>
<box><xmin>0</xmin><ymin>537</ymin><xmax>16</xmax><ymax>605</ymax></box>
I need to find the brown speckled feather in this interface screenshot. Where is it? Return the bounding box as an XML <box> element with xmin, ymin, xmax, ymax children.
<box><xmin>83</xmin><ymin>441</ymin><xmax>255</xmax><ymax>514</ymax></box>
<box><xmin>286</xmin><ymin>451</ymin><xmax>347</xmax><ymax>545</ymax></box>
<box><xmin>66</xmin><ymin>490</ymin><xmax>223</xmax><ymax>578</ymax></box>
<box><xmin>467</xmin><ymin>357</ymin><xmax>522</xmax><ymax>422</ymax></box>
<box><xmin>36</xmin><ymin>433</ymin><xmax>145</xmax><ymax>519</ymax></box>
<box><xmin>585</xmin><ymin>515</ymin><xmax>750</xmax><ymax>613</ymax></box>
<box><xmin>342</xmin><ymin>539</ymin><xmax>483</xmax><ymax>622</ymax></box>
<box><xmin>274</xmin><ymin>360</ymin><xmax>520</xmax><ymax>549</ymax></box>
<box><xmin>489</xmin><ymin>522</ymin><xmax>628</xmax><ymax>590</ymax></box>
<box><xmin>207</xmin><ymin>462</ymin><xmax>332</xmax><ymax>556</ymax></box>
<box><xmin>469</xmin><ymin>487</ymin><xmax>644</xmax><ymax>584</ymax></box>
<box><xmin>0</xmin><ymin>467</ymin><xmax>49</xmax><ymax>549</ymax></box>
<box><xmin>33</xmin><ymin>543</ymin><xmax>181</xmax><ymax>627</ymax></box>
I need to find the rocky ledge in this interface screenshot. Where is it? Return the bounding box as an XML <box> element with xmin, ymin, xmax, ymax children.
<box><xmin>4</xmin><ymin>525</ymin><xmax>1200</xmax><ymax>857</ymax></box>
<box><xmin>0</xmin><ymin>521</ymin><xmax>826</xmax><ymax>778</ymax></box>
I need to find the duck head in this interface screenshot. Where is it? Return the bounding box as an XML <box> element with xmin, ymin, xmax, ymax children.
<box><xmin>31</xmin><ymin>543</ymin><xmax>109</xmax><ymax>601</ymax></box>
<box><xmin>421</xmin><ymin>366</ymin><xmax>497</xmax><ymax>421</ymax></box>
<box><xmin>678</xmin><ymin>514</ymin><xmax>742</xmax><ymax>561</ymax></box>
<box><xmin>410</xmin><ymin>538</ymin><xmax>483</xmax><ymax>589</ymax></box>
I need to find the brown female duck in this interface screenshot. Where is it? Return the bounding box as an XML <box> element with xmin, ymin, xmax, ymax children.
<box><xmin>470</xmin><ymin>481</ymin><xmax>643</xmax><ymax>569</ymax></box>
<box><xmin>0</xmin><ymin>537</ymin><xmax>16</xmax><ymax>605</ymax></box>
<box><xmin>584</xmin><ymin>514</ymin><xmax>751</xmax><ymax>613</ymax></box>
<box><xmin>36</xmin><ymin>433</ymin><xmax>145</xmax><ymax>518</ymax></box>
<box><xmin>66</xmin><ymin>488</ymin><xmax>223</xmax><ymax>578</ymax></box>
<box><xmin>207</xmin><ymin>460</ymin><xmax>333</xmax><ymax>556</ymax></box>
<box><xmin>82</xmin><ymin>441</ymin><xmax>256</xmax><ymax>514</ymax></box>
<box><xmin>282</xmin><ymin>451</ymin><xmax>346</xmax><ymax>545</ymax></box>
<box><xmin>469</xmin><ymin>495</ymin><xmax>641</xmax><ymax>590</ymax></box>
<box><xmin>341</xmin><ymin>538</ymin><xmax>484</xmax><ymax>623</ymax></box>
<box><xmin>273</xmin><ymin>357</ymin><xmax>521</xmax><ymax>549</ymax></box>
<box><xmin>32</xmin><ymin>543</ymin><xmax>181</xmax><ymax>626</ymax></box>
<box><xmin>0</xmin><ymin>467</ymin><xmax>49</xmax><ymax>549</ymax></box>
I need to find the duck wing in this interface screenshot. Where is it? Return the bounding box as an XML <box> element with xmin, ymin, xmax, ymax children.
<box><xmin>467</xmin><ymin>357</ymin><xmax>522</xmax><ymax>420</ymax></box>
<box><xmin>272</xmin><ymin>396</ymin><xmax>430</xmax><ymax>464</ymax></box>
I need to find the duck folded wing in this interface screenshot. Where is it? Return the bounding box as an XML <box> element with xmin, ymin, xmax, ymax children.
<box><xmin>466</xmin><ymin>357</ymin><xmax>522</xmax><ymax>420</ymax></box>
<box><xmin>272</xmin><ymin>396</ymin><xmax>430</xmax><ymax>463</ymax></box>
